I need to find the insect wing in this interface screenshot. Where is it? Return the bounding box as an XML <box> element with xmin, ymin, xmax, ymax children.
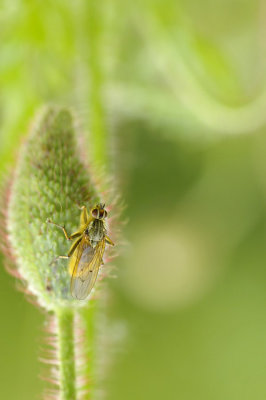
<box><xmin>70</xmin><ymin>240</ymin><xmax>94</xmax><ymax>299</ymax></box>
<box><xmin>71</xmin><ymin>239</ymin><xmax>105</xmax><ymax>300</ymax></box>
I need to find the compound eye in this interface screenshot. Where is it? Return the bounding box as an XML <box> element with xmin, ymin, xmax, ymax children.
<box><xmin>91</xmin><ymin>208</ymin><xmax>98</xmax><ymax>218</ymax></box>
<box><xmin>103</xmin><ymin>210</ymin><xmax>108</xmax><ymax>218</ymax></box>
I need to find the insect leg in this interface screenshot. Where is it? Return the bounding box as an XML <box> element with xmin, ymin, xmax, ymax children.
<box><xmin>47</xmin><ymin>219</ymin><xmax>82</xmax><ymax>241</ymax></box>
<box><xmin>49</xmin><ymin>255</ymin><xmax>69</xmax><ymax>266</ymax></box>
<box><xmin>79</xmin><ymin>205</ymin><xmax>89</xmax><ymax>226</ymax></box>
<box><xmin>47</xmin><ymin>219</ymin><xmax>71</xmax><ymax>239</ymax></box>
<box><xmin>68</xmin><ymin>231</ymin><xmax>83</xmax><ymax>240</ymax></box>
<box><xmin>67</xmin><ymin>237</ymin><xmax>82</xmax><ymax>257</ymax></box>
<box><xmin>105</xmin><ymin>235</ymin><xmax>114</xmax><ymax>246</ymax></box>
<box><xmin>49</xmin><ymin>238</ymin><xmax>82</xmax><ymax>266</ymax></box>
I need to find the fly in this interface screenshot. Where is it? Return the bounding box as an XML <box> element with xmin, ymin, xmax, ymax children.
<box><xmin>48</xmin><ymin>203</ymin><xmax>114</xmax><ymax>300</ymax></box>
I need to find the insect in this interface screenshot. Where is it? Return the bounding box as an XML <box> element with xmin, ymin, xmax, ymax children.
<box><xmin>48</xmin><ymin>203</ymin><xmax>114</xmax><ymax>300</ymax></box>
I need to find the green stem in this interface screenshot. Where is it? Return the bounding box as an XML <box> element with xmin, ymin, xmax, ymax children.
<box><xmin>74</xmin><ymin>1</ymin><xmax>108</xmax><ymax>169</ymax></box>
<box><xmin>56</xmin><ymin>308</ymin><xmax>77</xmax><ymax>400</ymax></box>
<box><xmin>80</xmin><ymin>302</ymin><xmax>96</xmax><ymax>399</ymax></box>
<box><xmin>87</xmin><ymin>0</ymin><xmax>108</xmax><ymax>170</ymax></box>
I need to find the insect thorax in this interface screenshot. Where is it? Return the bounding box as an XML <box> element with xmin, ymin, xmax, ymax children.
<box><xmin>88</xmin><ymin>219</ymin><xmax>105</xmax><ymax>246</ymax></box>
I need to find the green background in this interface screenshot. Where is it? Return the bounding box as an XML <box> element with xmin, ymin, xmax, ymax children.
<box><xmin>1</xmin><ymin>1</ymin><xmax>266</xmax><ymax>399</ymax></box>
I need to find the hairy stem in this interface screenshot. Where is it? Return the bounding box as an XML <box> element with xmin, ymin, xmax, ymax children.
<box><xmin>80</xmin><ymin>302</ymin><xmax>96</xmax><ymax>399</ymax></box>
<box><xmin>56</xmin><ymin>309</ymin><xmax>77</xmax><ymax>400</ymax></box>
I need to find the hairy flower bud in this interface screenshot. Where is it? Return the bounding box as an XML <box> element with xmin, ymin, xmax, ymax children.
<box><xmin>7</xmin><ymin>107</ymin><xmax>101</xmax><ymax>310</ymax></box>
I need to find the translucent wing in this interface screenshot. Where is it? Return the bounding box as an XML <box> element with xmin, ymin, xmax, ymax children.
<box><xmin>70</xmin><ymin>238</ymin><xmax>106</xmax><ymax>300</ymax></box>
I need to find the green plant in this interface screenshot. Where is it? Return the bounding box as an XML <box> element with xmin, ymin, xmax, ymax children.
<box><xmin>4</xmin><ymin>107</ymin><xmax>116</xmax><ymax>400</ymax></box>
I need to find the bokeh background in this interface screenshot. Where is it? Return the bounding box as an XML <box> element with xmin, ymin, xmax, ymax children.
<box><xmin>1</xmin><ymin>1</ymin><xmax>266</xmax><ymax>399</ymax></box>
